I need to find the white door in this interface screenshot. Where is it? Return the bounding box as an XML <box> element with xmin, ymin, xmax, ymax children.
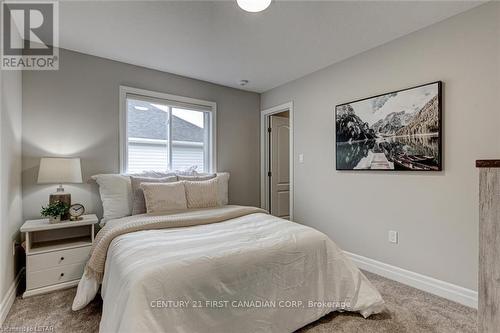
<box><xmin>269</xmin><ymin>115</ymin><xmax>290</xmax><ymax>219</ymax></box>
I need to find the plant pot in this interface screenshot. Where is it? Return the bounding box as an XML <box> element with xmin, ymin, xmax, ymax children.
<box><xmin>49</xmin><ymin>216</ymin><xmax>61</xmax><ymax>224</ymax></box>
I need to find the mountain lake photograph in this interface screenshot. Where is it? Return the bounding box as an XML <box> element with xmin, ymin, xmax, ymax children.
<box><xmin>335</xmin><ymin>81</ymin><xmax>442</xmax><ymax>171</ymax></box>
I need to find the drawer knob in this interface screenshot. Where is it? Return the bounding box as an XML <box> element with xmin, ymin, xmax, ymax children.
<box><xmin>60</xmin><ymin>273</ymin><xmax>64</xmax><ymax>277</ymax></box>
<box><xmin>60</xmin><ymin>257</ymin><xmax>65</xmax><ymax>261</ymax></box>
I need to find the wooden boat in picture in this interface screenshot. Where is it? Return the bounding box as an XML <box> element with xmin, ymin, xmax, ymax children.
<box><xmin>393</xmin><ymin>154</ymin><xmax>439</xmax><ymax>171</ymax></box>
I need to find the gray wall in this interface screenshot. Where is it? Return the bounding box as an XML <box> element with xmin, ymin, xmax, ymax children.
<box><xmin>22</xmin><ymin>49</ymin><xmax>261</xmax><ymax>220</ymax></box>
<box><xmin>261</xmin><ymin>2</ymin><xmax>500</xmax><ymax>291</ymax></box>
<box><xmin>0</xmin><ymin>68</ymin><xmax>23</xmax><ymax>305</ymax></box>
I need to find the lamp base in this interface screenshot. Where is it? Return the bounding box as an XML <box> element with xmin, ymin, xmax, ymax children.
<box><xmin>49</xmin><ymin>193</ymin><xmax>71</xmax><ymax>221</ymax></box>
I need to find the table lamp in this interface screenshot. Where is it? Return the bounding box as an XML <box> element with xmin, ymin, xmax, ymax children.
<box><xmin>37</xmin><ymin>157</ymin><xmax>83</xmax><ymax>220</ymax></box>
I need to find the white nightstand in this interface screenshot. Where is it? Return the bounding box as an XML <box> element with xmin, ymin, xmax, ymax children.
<box><xmin>20</xmin><ymin>214</ymin><xmax>98</xmax><ymax>298</ymax></box>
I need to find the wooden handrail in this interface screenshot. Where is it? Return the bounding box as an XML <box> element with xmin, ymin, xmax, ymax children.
<box><xmin>476</xmin><ymin>160</ymin><xmax>500</xmax><ymax>168</ymax></box>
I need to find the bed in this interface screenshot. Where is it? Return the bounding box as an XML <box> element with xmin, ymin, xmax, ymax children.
<box><xmin>72</xmin><ymin>205</ymin><xmax>384</xmax><ymax>332</ymax></box>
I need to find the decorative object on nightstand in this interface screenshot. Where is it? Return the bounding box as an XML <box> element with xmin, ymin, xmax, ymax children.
<box><xmin>20</xmin><ymin>214</ymin><xmax>98</xmax><ymax>298</ymax></box>
<box><xmin>40</xmin><ymin>200</ymin><xmax>70</xmax><ymax>224</ymax></box>
<box><xmin>69</xmin><ymin>203</ymin><xmax>85</xmax><ymax>221</ymax></box>
<box><xmin>37</xmin><ymin>157</ymin><xmax>83</xmax><ymax>220</ymax></box>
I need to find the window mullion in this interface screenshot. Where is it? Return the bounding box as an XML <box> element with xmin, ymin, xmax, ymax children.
<box><xmin>203</xmin><ymin>113</ymin><xmax>210</xmax><ymax>173</ymax></box>
<box><xmin>168</xmin><ymin>106</ymin><xmax>173</xmax><ymax>171</ymax></box>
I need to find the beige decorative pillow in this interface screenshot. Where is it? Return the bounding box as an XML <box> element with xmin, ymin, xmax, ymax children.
<box><xmin>180</xmin><ymin>173</ymin><xmax>229</xmax><ymax>206</ymax></box>
<box><xmin>130</xmin><ymin>175</ymin><xmax>178</xmax><ymax>215</ymax></box>
<box><xmin>184</xmin><ymin>178</ymin><xmax>218</xmax><ymax>209</ymax></box>
<box><xmin>215</xmin><ymin>172</ymin><xmax>230</xmax><ymax>206</ymax></box>
<box><xmin>141</xmin><ymin>182</ymin><xmax>187</xmax><ymax>214</ymax></box>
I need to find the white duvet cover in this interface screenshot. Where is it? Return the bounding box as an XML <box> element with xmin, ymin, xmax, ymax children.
<box><xmin>79</xmin><ymin>209</ymin><xmax>384</xmax><ymax>332</ymax></box>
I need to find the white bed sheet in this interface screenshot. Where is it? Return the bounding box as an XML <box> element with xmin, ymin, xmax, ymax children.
<box><xmin>96</xmin><ymin>211</ymin><xmax>384</xmax><ymax>332</ymax></box>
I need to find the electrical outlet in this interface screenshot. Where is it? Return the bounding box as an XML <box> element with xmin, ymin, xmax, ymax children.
<box><xmin>388</xmin><ymin>231</ymin><xmax>398</xmax><ymax>244</ymax></box>
<box><xmin>298</xmin><ymin>154</ymin><xmax>304</xmax><ymax>163</ymax></box>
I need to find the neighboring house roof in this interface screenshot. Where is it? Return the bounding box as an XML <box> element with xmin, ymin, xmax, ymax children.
<box><xmin>127</xmin><ymin>101</ymin><xmax>204</xmax><ymax>142</ymax></box>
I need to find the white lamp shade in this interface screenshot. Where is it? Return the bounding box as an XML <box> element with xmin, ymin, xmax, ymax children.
<box><xmin>237</xmin><ymin>0</ymin><xmax>272</xmax><ymax>12</ymax></box>
<box><xmin>37</xmin><ymin>157</ymin><xmax>83</xmax><ymax>184</ymax></box>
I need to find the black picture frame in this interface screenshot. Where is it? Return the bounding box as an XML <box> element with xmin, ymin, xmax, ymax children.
<box><xmin>335</xmin><ymin>81</ymin><xmax>442</xmax><ymax>171</ymax></box>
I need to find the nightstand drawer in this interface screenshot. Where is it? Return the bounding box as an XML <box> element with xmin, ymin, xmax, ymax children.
<box><xmin>27</xmin><ymin>262</ymin><xmax>85</xmax><ymax>290</ymax></box>
<box><xmin>27</xmin><ymin>246</ymin><xmax>91</xmax><ymax>272</ymax></box>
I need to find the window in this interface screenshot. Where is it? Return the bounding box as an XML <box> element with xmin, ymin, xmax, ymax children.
<box><xmin>120</xmin><ymin>87</ymin><xmax>216</xmax><ymax>174</ymax></box>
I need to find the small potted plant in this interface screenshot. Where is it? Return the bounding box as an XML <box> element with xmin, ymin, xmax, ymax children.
<box><xmin>41</xmin><ymin>201</ymin><xmax>69</xmax><ymax>224</ymax></box>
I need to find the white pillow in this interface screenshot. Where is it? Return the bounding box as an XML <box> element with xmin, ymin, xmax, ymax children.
<box><xmin>178</xmin><ymin>174</ymin><xmax>216</xmax><ymax>181</ymax></box>
<box><xmin>184</xmin><ymin>178</ymin><xmax>218</xmax><ymax>209</ymax></box>
<box><xmin>132</xmin><ymin>171</ymin><xmax>177</xmax><ymax>178</ymax></box>
<box><xmin>141</xmin><ymin>182</ymin><xmax>187</xmax><ymax>214</ymax></box>
<box><xmin>91</xmin><ymin>174</ymin><xmax>132</xmax><ymax>224</ymax></box>
<box><xmin>174</xmin><ymin>166</ymin><xmax>198</xmax><ymax>176</ymax></box>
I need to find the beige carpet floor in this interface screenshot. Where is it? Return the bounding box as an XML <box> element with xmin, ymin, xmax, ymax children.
<box><xmin>2</xmin><ymin>271</ymin><xmax>477</xmax><ymax>333</ymax></box>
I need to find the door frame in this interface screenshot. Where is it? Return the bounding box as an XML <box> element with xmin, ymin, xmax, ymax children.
<box><xmin>260</xmin><ymin>102</ymin><xmax>294</xmax><ymax>220</ymax></box>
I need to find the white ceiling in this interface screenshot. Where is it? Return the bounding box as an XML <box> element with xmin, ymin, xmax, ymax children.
<box><xmin>59</xmin><ymin>1</ymin><xmax>483</xmax><ymax>92</ymax></box>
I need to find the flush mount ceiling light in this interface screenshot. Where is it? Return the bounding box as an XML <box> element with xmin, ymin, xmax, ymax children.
<box><xmin>237</xmin><ymin>0</ymin><xmax>272</xmax><ymax>13</ymax></box>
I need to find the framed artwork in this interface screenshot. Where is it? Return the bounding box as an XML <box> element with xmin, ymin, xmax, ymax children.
<box><xmin>335</xmin><ymin>81</ymin><xmax>442</xmax><ymax>171</ymax></box>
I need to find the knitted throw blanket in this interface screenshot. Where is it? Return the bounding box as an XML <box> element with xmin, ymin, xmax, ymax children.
<box><xmin>84</xmin><ymin>205</ymin><xmax>267</xmax><ymax>282</ymax></box>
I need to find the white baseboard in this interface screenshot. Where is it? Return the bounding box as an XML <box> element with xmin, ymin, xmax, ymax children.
<box><xmin>344</xmin><ymin>251</ymin><xmax>478</xmax><ymax>309</ymax></box>
<box><xmin>0</xmin><ymin>268</ymin><xmax>24</xmax><ymax>326</ymax></box>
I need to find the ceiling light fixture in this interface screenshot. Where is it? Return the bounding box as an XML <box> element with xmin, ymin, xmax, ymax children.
<box><xmin>237</xmin><ymin>0</ymin><xmax>271</xmax><ymax>13</ymax></box>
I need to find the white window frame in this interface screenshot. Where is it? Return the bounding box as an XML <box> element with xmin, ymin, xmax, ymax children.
<box><xmin>119</xmin><ymin>86</ymin><xmax>217</xmax><ymax>174</ymax></box>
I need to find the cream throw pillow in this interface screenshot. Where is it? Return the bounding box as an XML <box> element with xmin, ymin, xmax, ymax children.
<box><xmin>130</xmin><ymin>175</ymin><xmax>178</xmax><ymax>215</ymax></box>
<box><xmin>184</xmin><ymin>178</ymin><xmax>218</xmax><ymax>209</ymax></box>
<box><xmin>182</xmin><ymin>172</ymin><xmax>229</xmax><ymax>206</ymax></box>
<box><xmin>141</xmin><ymin>182</ymin><xmax>187</xmax><ymax>214</ymax></box>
